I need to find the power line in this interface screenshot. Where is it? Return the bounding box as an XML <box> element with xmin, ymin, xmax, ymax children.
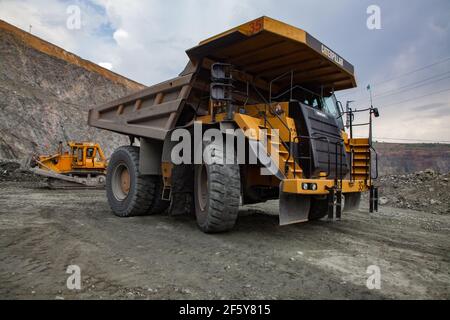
<box><xmin>338</xmin><ymin>56</ymin><xmax>450</xmax><ymax>98</ymax></box>
<box><xmin>374</xmin><ymin>71</ymin><xmax>450</xmax><ymax>98</ymax></box>
<box><xmin>372</xmin><ymin>56</ymin><xmax>450</xmax><ymax>87</ymax></box>
<box><xmin>375</xmin><ymin>74</ymin><xmax>450</xmax><ymax>100</ymax></box>
<box><xmin>383</xmin><ymin>88</ymin><xmax>450</xmax><ymax>108</ymax></box>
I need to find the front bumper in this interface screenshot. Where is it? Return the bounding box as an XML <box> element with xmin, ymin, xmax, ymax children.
<box><xmin>282</xmin><ymin>178</ymin><xmax>370</xmax><ymax>195</ymax></box>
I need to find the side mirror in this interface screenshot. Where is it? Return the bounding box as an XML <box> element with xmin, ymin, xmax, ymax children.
<box><xmin>372</xmin><ymin>108</ymin><xmax>380</xmax><ymax>118</ymax></box>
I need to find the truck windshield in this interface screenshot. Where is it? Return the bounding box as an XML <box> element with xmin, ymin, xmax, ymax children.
<box><xmin>322</xmin><ymin>95</ymin><xmax>341</xmax><ymax>118</ymax></box>
<box><xmin>322</xmin><ymin>94</ymin><xmax>344</xmax><ymax>128</ymax></box>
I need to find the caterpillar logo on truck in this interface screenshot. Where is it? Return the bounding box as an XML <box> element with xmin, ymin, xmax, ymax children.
<box><xmin>321</xmin><ymin>44</ymin><xmax>344</xmax><ymax>67</ymax></box>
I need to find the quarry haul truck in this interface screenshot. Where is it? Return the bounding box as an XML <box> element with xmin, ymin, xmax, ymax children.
<box><xmin>88</xmin><ymin>17</ymin><xmax>379</xmax><ymax>233</ymax></box>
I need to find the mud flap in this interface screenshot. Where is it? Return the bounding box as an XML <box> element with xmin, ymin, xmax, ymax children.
<box><xmin>279</xmin><ymin>182</ymin><xmax>311</xmax><ymax>225</ymax></box>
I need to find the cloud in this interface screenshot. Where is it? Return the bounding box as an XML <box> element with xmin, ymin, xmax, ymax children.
<box><xmin>112</xmin><ymin>28</ymin><xmax>128</xmax><ymax>46</ymax></box>
<box><xmin>0</xmin><ymin>0</ymin><xmax>449</xmax><ymax>141</ymax></box>
<box><xmin>98</xmin><ymin>62</ymin><xmax>113</xmax><ymax>70</ymax></box>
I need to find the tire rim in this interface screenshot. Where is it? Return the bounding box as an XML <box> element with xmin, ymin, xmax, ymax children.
<box><xmin>112</xmin><ymin>163</ymin><xmax>130</xmax><ymax>201</ymax></box>
<box><xmin>197</xmin><ymin>165</ymin><xmax>208</xmax><ymax>211</ymax></box>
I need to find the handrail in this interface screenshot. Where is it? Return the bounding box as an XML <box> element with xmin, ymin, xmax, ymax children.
<box><xmin>370</xmin><ymin>145</ymin><xmax>379</xmax><ymax>181</ymax></box>
<box><xmin>350</xmin><ymin>122</ymin><xmax>371</xmax><ymax>127</ymax></box>
<box><xmin>269</xmin><ymin>70</ymin><xmax>294</xmax><ymax>104</ymax></box>
<box><xmin>350</xmin><ymin>149</ymin><xmax>354</xmax><ymax>182</ymax></box>
<box><xmin>251</xmin><ymin>83</ymin><xmax>294</xmax><ymax>172</ymax></box>
<box><xmin>339</xmin><ymin>107</ymin><xmax>372</xmax><ymax>116</ymax></box>
<box><xmin>252</xmin><ymin>84</ymin><xmax>292</xmax><ymax>132</ymax></box>
<box><xmin>271</xmin><ymin>84</ymin><xmax>323</xmax><ymax>101</ymax></box>
<box><xmin>340</xmin><ymin>106</ymin><xmax>378</xmax><ymax>140</ymax></box>
<box><xmin>249</xmin><ymin>78</ymin><xmax>349</xmax><ymax>184</ymax></box>
<box><xmin>216</xmin><ymin>66</ymin><xmax>376</xmax><ymax>187</ymax></box>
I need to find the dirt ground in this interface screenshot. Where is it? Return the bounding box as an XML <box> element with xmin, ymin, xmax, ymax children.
<box><xmin>0</xmin><ymin>181</ymin><xmax>449</xmax><ymax>300</ymax></box>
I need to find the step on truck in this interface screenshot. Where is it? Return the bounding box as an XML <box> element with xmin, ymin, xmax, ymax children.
<box><xmin>88</xmin><ymin>16</ymin><xmax>380</xmax><ymax>233</ymax></box>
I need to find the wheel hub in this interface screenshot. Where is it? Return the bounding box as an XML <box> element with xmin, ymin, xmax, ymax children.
<box><xmin>112</xmin><ymin>163</ymin><xmax>130</xmax><ymax>201</ymax></box>
<box><xmin>120</xmin><ymin>168</ymin><xmax>130</xmax><ymax>194</ymax></box>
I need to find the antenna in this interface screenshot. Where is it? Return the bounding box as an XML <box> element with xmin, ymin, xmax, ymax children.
<box><xmin>367</xmin><ymin>84</ymin><xmax>373</xmax><ymax>107</ymax></box>
<box><xmin>29</xmin><ymin>25</ymin><xmax>32</xmax><ymax>33</ymax></box>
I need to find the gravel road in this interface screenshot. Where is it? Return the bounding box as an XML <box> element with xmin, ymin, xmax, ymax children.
<box><xmin>0</xmin><ymin>181</ymin><xmax>448</xmax><ymax>299</ymax></box>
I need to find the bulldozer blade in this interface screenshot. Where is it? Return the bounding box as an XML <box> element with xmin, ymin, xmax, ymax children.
<box><xmin>279</xmin><ymin>183</ymin><xmax>311</xmax><ymax>226</ymax></box>
<box><xmin>29</xmin><ymin>168</ymin><xmax>105</xmax><ymax>189</ymax></box>
<box><xmin>47</xmin><ymin>178</ymin><xmax>104</xmax><ymax>190</ymax></box>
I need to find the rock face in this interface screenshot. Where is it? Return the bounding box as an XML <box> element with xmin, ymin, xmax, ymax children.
<box><xmin>0</xmin><ymin>20</ymin><xmax>145</xmax><ymax>159</ymax></box>
<box><xmin>374</xmin><ymin>142</ymin><xmax>450</xmax><ymax>176</ymax></box>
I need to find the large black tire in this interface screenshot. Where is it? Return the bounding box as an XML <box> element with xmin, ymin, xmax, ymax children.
<box><xmin>308</xmin><ymin>197</ymin><xmax>329</xmax><ymax>221</ymax></box>
<box><xmin>343</xmin><ymin>193</ymin><xmax>361</xmax><ymax>212</ymax></box>
<box><xmin>106</xmin><ymin>146</ymin><xmax>167</xmax><ymax>217</ymax></box>
<box><xmin>194</xmin><ymin>143</ymin><xmax>240</xmax><ymax>233</ymax></box>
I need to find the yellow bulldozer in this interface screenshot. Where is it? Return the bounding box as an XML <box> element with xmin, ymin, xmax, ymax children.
<box><xmin>88</xmin><ymin>17</ymin><xmax>380</xmax><ymax>232</ymax></box>
<box><xmin>29</xmin><ymin>141</ymin><xmax>107</xmax><ymax>189</ymax></box>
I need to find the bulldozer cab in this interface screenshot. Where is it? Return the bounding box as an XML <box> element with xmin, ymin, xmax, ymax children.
<box><xmin>69</xmin><ymin>143</ymin><xmax>106</xmax><ymax>169</ymax></box>
<box><xmin>72</xmin><ymin>146</ymin><xmax>84</xmax><ymax>167</ymax></box>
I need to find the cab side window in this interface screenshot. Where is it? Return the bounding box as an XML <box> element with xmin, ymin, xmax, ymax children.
<box><xmin>95</xmin><ymin>151</ymin><xmax>102</xmax><ymax>162</ymax></box>
<box><xmin>87</xmin><ymin>148</ymin><xmax>95</xmax><ymax>158</ymax></box>
<box><xmin>72</xmin><ymin>148</ymin><xmax>78</xmax><ymax>161</ymax></box>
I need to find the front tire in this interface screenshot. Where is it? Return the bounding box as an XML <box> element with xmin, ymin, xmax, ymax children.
<box><xmin>194</xmin><ymin>143</ymin><xmax>240</xmax><ymax>233</ymax></box>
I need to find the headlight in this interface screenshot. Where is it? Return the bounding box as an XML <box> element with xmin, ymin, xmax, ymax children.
<box><xmin>310</xmin><ymin>183</ymin><xmax>318</xmax><ymax>191</ymax></box>
<box><xmin>302</xmin><ymin>183</ymin><xmax>309</xmax><ymax>190</ymax></box>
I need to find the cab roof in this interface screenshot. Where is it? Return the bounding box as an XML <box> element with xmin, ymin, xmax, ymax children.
<box><xmin>187</xmin><ymin>16</ymin><xmax>356</xmax><ymax>92</ymax></box>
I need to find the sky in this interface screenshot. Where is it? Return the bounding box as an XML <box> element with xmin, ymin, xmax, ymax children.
<box><xmin>0</xmin><ymin>0</ymin><xmax>449</xmax><ymax>143</ymax></box>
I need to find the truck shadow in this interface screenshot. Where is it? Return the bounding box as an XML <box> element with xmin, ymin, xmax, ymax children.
<box><xmin>168</xmin><ymin>207</ymin><xmax>331</xmax><ymax>235</ymax></box>
<box><xmin>234</xmin><ymin>211</ymin><xmax>327</xmax><ymax>234</ymax></box>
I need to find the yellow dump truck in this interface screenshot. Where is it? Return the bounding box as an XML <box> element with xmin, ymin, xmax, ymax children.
<box><xmin>88</xmin><ymin>17</ymin><xmax>379</xmax><ymax>233</ymax></box>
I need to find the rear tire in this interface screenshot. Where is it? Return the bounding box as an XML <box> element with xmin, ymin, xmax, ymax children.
<box><xmin>106</xmin><ymin>146</ymin><xmax>167</xmax><ymax>217</ymax></box>
<box><xmin>194</xmin><ymin>142</ymin><xmax>240</xmax><ymax>233</ymax></box>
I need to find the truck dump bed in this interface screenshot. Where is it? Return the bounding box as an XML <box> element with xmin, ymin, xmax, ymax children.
<box><xmin>88</xmin><ymin>16</ymin><xmax>356</xmax><ymax>140</ymax></box>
